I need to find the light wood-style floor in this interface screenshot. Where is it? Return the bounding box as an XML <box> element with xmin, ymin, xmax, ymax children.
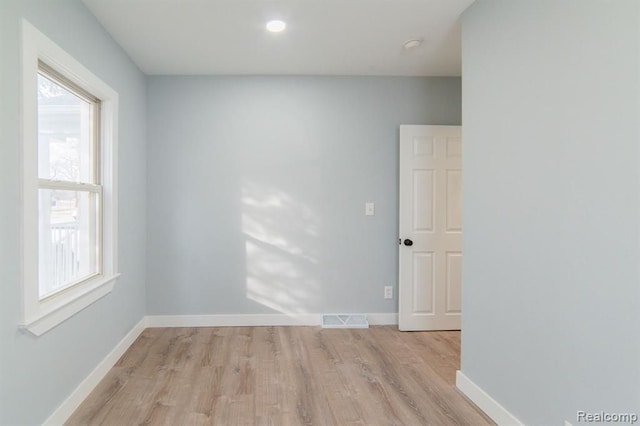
<box><xmin>67</xmin><ymin>326</ymin><xmax>494</xmax><ymax>426</ymax></box>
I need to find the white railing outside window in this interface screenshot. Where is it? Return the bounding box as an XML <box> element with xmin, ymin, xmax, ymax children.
<box><xmin>50</xmin><ymin>222</ymin><xmax>80</xmax><ymax>294</ymax></box>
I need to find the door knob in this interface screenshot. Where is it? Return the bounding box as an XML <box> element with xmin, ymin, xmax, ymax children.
<box><xmin>403</xmin><ymin>239</ymin><xmax>413</xmax><ymax>246</ymax></box>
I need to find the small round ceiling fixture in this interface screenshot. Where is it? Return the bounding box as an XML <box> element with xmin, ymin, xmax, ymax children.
<box><xmin>403</xmin><ymin>38</ymin><xmax>423</xmax><ymax>50</ymax></box>
<box><xmin>266</xmin><ymin>20</ymin><xmax>287</xmax><ymax>33</ymax></box>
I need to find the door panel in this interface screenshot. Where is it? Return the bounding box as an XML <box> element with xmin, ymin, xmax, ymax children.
<box><xmin>446</xmin><ymin>170</ymin><xmax>462</xmax><ymax>232</ymax></box>
<box><xmin>412</xmin><ymin>251</ymin><xmax>434</xmax><ymax>313</ymax></box>
<box><xmin>413</xmin><ymin>170</ymin><xmax>435</xmax><ymax>231</ymax></box>
<box><xmin>445</xmin><ymin>251</ymin><xmax>463</xmax><ymax>313</ymax></box>
<box><xmin>399</xmin><ymin>125</ymin><xmax>462</xmax><ymax>331</ymax></box>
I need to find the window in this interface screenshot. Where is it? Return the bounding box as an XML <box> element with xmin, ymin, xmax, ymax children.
<box><xmin>37</xmin><ymin>63</ymin><xmax>102</xmax><ymax>299</ymax></box>
<box><xmin>21</xmin><ymin>20</ymin><xmax>119</xmax><ymax>336</ymax></box>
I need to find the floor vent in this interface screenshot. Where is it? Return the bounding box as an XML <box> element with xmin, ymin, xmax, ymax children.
<box><xmin>321</xmin><ymin>314</ymin><xmax>369</xmax><ymax>329</ymax></box>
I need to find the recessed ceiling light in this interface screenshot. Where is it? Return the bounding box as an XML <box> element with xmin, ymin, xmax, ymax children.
<box><xmin>403</xmin><ymin>39</ymin><xmax>423</xmax><ymax>50</ymax></box>
<box><xmin>266</xmin><ymin>20</ymin><xmax>287</xmax><ymax>33</ymax></box>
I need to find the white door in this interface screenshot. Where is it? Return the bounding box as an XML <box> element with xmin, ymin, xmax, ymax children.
<box><xmin>398</xmin><ymin>125</ymin><xmax>462</xmax><ymax>331</ymax></box>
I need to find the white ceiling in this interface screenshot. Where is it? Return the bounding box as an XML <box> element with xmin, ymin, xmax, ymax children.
<box><xmin>81</xmin><ymin>0</ymin><xmax>475</xmax><ymax>76</ymax></box>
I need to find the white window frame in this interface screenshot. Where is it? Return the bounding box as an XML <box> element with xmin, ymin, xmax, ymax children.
<box><xmin>21</xmin><ymin>20</ymin><xmax>119</xmax><ymax>336</ymax></box>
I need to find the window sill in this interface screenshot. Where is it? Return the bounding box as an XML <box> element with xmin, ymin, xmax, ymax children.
<box><xmin>21</xmin><ymin>273</ymin><xmax>120</xmax><ymax>336</ymax></box>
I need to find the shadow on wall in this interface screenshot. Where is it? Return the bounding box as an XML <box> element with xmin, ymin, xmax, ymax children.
<box><xmin>242</xmin><ymin>179</ymin><xmax>321</xmax><ymax>314</ymax></box>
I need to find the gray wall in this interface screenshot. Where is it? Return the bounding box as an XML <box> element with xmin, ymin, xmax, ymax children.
<box><xmin>146</xmin><ymin>76</ymin><xmax>461</xmax><ymax>315</ymax></box>
<box><xmin>461</xmin><ymin>1</ymin><xmax>640</xmax><ymax>424</ymax></box>
<box><xmin>0</xmin><ymin>1</ymin><xmax>147</xmax><ymax>424</ymax></box>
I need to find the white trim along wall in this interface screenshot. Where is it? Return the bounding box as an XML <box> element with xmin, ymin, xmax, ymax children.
<box><xmin>44</xmin><ymin>319</ymin><xmax>146</xmax><ymax>425</ymax></box>
<box><xmin>145</xmin><ymin>313</ymin><xmax>399</xmax><ymax>328</ymax></box>
<box><xmin>456</xmin><ymin>371</ymin><xmax>525</xmax><ymax>426</ymax></box>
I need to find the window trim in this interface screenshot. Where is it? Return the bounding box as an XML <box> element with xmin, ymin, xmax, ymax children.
<box><xmin>21</xmin><ymin>20</ymin><xmax>119</xmax><ymax>336</ymax></box>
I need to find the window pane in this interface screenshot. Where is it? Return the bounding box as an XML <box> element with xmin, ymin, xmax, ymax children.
<box><xmin>38</xmin><ymin>189</ymin><xmax>100</xmax><ymax>298</ymax></box>
<box><xmin>37</xmin><ymin>73</ymin><xmax>95</xmax><ymax>183</ymax></box>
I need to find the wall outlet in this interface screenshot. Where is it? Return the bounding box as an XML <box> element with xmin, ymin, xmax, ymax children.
<box><xmin>365</xmin><ymin>202</ymin><xmax>375</xmax><ymax>216</ymax></box>
<box><xmin>384</xmin><ymin>286</ymin><xmax>393</xmax><ymax>299</ymax></box>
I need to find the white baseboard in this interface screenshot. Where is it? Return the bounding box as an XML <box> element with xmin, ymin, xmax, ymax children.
<box><xmin>456</xmin><ymin>370</ymin><xmax>525</xmax><ymax>426</ymax></box>
<box><xmin>145</xmin><ymin>313</ymin><xmax>320</xmax><ymax>327</ymax></box>
<box><xmin>367</xmin><ymin>312</ymin><xmax>398</xmax><ymax>325</ymax></box>
<box><xmin>43</xmin><ymin>317</ymin><xmax>147</xmax><ymax>426</ymax></box>
<box><xmin>145</xmin><ymin>313</ymin><xmax>399</xmax><ymax>328</ymax></box>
